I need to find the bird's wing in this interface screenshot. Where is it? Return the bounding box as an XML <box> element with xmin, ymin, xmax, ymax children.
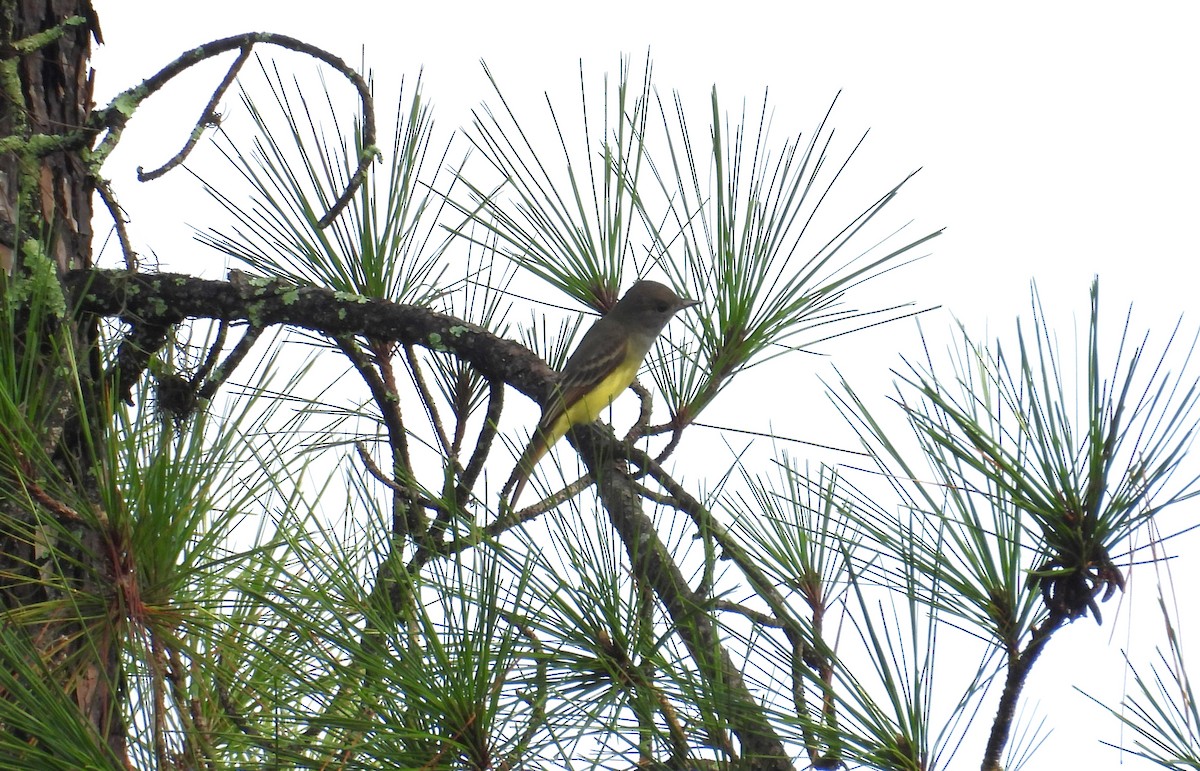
<box><xmin>538</xmin><ymin>316</ymin><xmax>631</xmax><ymax>435</ymax></box>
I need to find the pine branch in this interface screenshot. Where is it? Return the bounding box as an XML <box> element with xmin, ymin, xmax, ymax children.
<box><xmin>64</xmin><ymin>268</ymin><xmax>553</xmax><ymax>404</ymax></box>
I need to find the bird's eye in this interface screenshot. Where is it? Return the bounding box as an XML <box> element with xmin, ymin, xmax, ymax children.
<box><xmin>656</xmin><ymin>301</ymin><xmax>670</xmax><ymax>313</ymax></box>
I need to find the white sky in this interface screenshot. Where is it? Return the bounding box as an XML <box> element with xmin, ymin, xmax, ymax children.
<box><xmin>90</xmin><ymin>3</ymin><xmax>1200</xmax><ymax>768</ymax></box>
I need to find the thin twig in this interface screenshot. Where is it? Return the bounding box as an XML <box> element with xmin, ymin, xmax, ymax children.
<box><xmin>354</xmin><ymin>440</ymin><xmax>449</xmax><ymax>515</ymax></box>
<box><xmin>626</xmin><ymin>379</ymin><xmax>653</xmax><ymax>441</ymax></box>
<box><xmin>137</xmin><ymin>43</ymin><xmax>253</xmax><ymax>181</ymax></box>
<box><xmin>197</xmin><ymin>323</ymin><xmax>263</xmax><ymax>401</ymax></box>
<box><xmin>652</xmin><ymin>420</ymin><xmax>688</xmax><ymax>465</ymax></box>
<box><xmin>456</xmin><ymin>377</ymin><xmax>502</xmax><ymax>507</ymax></box>
<box><xmin>16</xmin><ymin>452</ymin><xmax>86</xmax><ymax>522</ymax></box>
<box><xmin>492</xmin><ymin>472</ymin><xmax>594</xmax><ymax>529</ymax></box>
<box><xmin>404</xmin><ymin>343</ymin><xmax>451</xmax><ymax>455</ymax></box>
<box><xmin>94</xmin><ymin>179</ymin><xmax>138</xmax><ymax>270</ymax></box>
<box><xmin>631</xmin><ymin>482</ymin><xmax>683</xmax><ymax>509</ymax></box>
<box><xmin>423</xmin><ymin>471</ymin><xmax>596</xmax><ymax>564</ymax></box>
<box><xmin>193</xmin><ymin>320</ymin><xmax>228</xmax><ymax>384</ymax></box>
<box><xmin>354</xmin><ymin>441</ymin><xmax>407</xmax><ymax>495</ymax></box>
<box><xmin>714</xmin><ymin>599</ymin><xmax>784</xmax><ymax>628</ymax></box>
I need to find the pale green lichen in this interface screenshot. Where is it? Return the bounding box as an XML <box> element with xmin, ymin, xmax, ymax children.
<box><xmin>25</xmin><ymin>134</ymin><xmax>65</xmax><ymax>156</ymax></box>
<box><xmin>427</xmin><ymin>332</ymin><xmax>445</xmax><ymax>351</ymax></box>
<box><xmin>111</xmin><ymin>88</ymin><xmax>145</xmax><ymax>118</ymax></box>
<box><xmin>0</xmin><ymin>133</ymin><xmax>81</xmax><ymax>158</ymax></box>
<box><xmin>333</xmin><ymin>290</ymin><xmax>369</xmax><ymax>304</ymax></box>
<box><xmin>448</xmin><ymin>325</ymin><xmax>469</xmax><ymax>337</ymax></box>
<box><xmin>16</xmin><ymin>240</ymin><xmax>66</xmax><ymax>318</ymax></box>
<box><xmin>246</xmin><ymin>301</ymin><xmax>267</xmax><ymax>328</ymax></box>
<box><xmin>11</xmin><ymin>16</ymin><xmax>88</xmax><ymax>54</ymax></box>
<box><xmin>0</xmin><ymin>60</ymin><xmax>26</xmax><ymax>127</ymax></box>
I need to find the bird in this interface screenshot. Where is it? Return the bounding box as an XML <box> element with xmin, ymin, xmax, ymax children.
<box><xmin>503</xmin><ymin>280</ymin><xmax>698</xmax><ymax>507</ymax></box>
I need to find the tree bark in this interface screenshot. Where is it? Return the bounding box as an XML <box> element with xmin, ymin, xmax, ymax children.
<box><xmin>0</xmin><ymin>0</ymin><xmax>119</xmax><ymax>759</ymax></box>
<box><xmin>0</xmin><ymin>0</ymin><xmax>98</xmax><ymax>271</ymax></box>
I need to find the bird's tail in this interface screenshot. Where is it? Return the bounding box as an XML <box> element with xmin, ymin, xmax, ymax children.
<box><xmin>501</xmin><ymin>431</ymin><xmax>552</xmax><ymax>510</ymax></box>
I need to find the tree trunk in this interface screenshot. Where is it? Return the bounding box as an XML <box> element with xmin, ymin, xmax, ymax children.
<box><xmin>0</xmin><ymin>0</ymin><xmax>97</xmax><ymax>271</ymax></box>
<box><xmin>0</xmin><ymin>0</ymin><xmax>120</xmax><ymax>759</ymax></box>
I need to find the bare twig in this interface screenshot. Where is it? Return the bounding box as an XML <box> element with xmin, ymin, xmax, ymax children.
<box><xmin>714</xmin><ymin>599</ymin><xmax>784</xmax><ymax>628</ymax></box>
<box><xmin>93</xmin><ymin>179</ymin><xmax>138</xmax><ymax>270</ymax></box>
<box><xmin>456</xmin><ymin>377</ymin><xmax>503</xmax><ymax>507</ymax></box>
<box><xmin>90</xmin><ymin>32</ymin><xmax>377</xmax><ymax>228</ymax></box>
<box><xmin>15</xmin><ymin>452</ymin><xmax>86</xmax><ymax>523</ymax></box>
<box><xmin>354</xmin><ymin>441</ymin><xmax>407</xmax><ymax>495</ymax></box>
<box><xmin>194</xmin><ymin>320</ymin><xmax>227</xmax><ymax>383</ymax></box>
<box><xmin>196</xmin><ymin>323</ymin><xmax>262</xmax><ymax>401</ymax></box>
<box><xmin>404</xmin><ymin>343</ymin><xmax>451</xmax><ymax>455</ymax></box>
<box><xmin>336</xmin><ymin>336</ymin><xmax>424</xmax><ymax>543</ymax></box>
<box><xmin>648</xmin><ymin>417</ymin><xmax>688</xmax><ymax>465</ymax></box>
<box><xmin>631</xmin><ymin>482</ymin><xmax>683</xmax><ymax>509</ymax></box>
<box><xmin>626</xmin><ymin>379</ymin><xmax>653</xmax><ymax>441</ymax></box>
<box><xmin>137</xmin><ymin>43</ymin><xmax>253</xmax><ymax>181</ymax></box>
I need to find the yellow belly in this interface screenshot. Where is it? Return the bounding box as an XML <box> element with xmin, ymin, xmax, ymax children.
<box><xmin>545</xmin><ymin>353</ymin><xmax>641</xmax><ymax>446</ymax></box>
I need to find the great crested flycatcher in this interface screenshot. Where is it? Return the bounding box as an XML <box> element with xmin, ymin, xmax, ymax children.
<box><xmin>504</xmin><ymin>280</ymin><xmax>698</xmax><ymax>506</ymax></box>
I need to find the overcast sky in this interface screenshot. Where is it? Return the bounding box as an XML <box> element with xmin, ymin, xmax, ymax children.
<box><xmin>90</xmin><ymin>3</ymin><xmax>1200</xmax><ymax>768</ymax></box>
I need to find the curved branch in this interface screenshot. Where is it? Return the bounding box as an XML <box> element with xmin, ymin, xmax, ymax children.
<box><xmin>136</xmin><ymin>43</ymin><xmax>253</xmax><ymax>182</ymax></box>
<box><xmin>626</xmin><ymin>379</ymin><xmax>654</xmax><ymax>441</ymax></box>
<box><xmin>94</xmin><ymin>179</ymin><xmax>138</xmax><ymax>270</ymax></box>
<box><xmin>90</xmin><ymin>32</ymin><xmax>376</xmax><ymax>228</ymax></box>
